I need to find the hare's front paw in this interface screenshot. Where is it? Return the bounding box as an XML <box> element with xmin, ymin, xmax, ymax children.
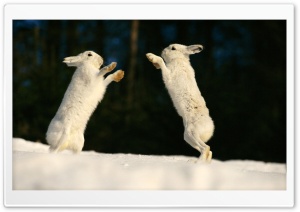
<box><xmin>100</xmin><ymin>62</ymin><xmax>117</xmax><ymax>74</ymax></box>
<box><xmin>146</xmin><ymin>53</ymin><xmax>163</xmax><ymax>69</ymax></box>
<box><xmin>146</xmin><ymin>53</ymin><xmax>161</xmax><ymax>63</ymax></box>
<box><xmin>113</xmin><ymin>70</ymin><xmax>124</xmax><ymax>82</ymax></box>
<box><xmin>107</xmin><ymin>62</ymin><xmax>117</xmax><ymax>72</ymax></box>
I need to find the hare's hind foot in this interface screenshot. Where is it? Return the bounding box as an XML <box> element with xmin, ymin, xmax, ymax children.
<box><xmin>113</xmin><ymin>70</ymin><xmax>124</xmax><ymax>82</ymax></box>
<box><xmin>198</xmin><ymin>146</ymin><xmax>212</xmax><ymax>163</ymax></box>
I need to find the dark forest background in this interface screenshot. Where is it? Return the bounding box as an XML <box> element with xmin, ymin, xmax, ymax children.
<box><xmin>13</xmin><ymin>20</ymin><xmax>286</xmax><ymax>163</ymax></box>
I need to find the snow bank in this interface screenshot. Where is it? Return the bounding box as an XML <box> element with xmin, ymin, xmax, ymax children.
<box><xmin>12</xmin><ymin>138</ymin><xmax>286</xmax><ymax>190</ymax></box>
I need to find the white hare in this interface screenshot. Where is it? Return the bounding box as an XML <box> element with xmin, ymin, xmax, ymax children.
<box><xmin>146</xmin><ymin>44</ymin><xmax>214</xmax><ymax>162</ymax></box>
<box><xmin>46</xmin><ymin>51</ymin><xmax>124</xmax><ymax>153</ymax></box>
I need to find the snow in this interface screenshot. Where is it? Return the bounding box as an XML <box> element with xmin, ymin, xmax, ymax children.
<box><xmin>12</xmin><ymin>138</ymin><xmax>286</xmax><ymax>190</ymax></box>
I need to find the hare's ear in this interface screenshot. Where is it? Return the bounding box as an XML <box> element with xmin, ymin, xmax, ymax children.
<box><xmin>187</xmin><ymin>45</ymin><xmax>204</xmax><ymax>54</ymax></box>
<box><xmin>63</xmin><ymin>56</ymin><xmax>81</xmax><ymax>67</ymax></box>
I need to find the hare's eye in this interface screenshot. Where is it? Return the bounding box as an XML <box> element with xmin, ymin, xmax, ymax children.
<box><xmin>171</xmin><ymin>46</ymin><xmax>176</xmax><ymax>50</ymax></box>
<box><xmin>88</xmin><ymin>53</ymin><xmax>92</xmax><ymax>57</ymax></box>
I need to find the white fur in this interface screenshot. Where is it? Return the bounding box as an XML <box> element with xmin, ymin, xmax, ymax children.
<box><xmin>146</xmin><ymin>44</ymin><xmax>214</xmax><ymax>162</ymax></box>
<box><xmin>46</xmin><ymin>51</ymin><xmax>124</xmax><ymax>153</ymax></box>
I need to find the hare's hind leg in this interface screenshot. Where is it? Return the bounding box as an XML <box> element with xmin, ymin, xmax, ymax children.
<box><xmin>184</xmin><ymin>126</ymin><xmax>212</xmax><ymax>163</ymax></box>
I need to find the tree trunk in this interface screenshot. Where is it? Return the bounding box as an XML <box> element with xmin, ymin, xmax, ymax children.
<box><xmin>126</xmin><ymin>20</ymin><xmax>139</xmax><ymax>124</ymax></box>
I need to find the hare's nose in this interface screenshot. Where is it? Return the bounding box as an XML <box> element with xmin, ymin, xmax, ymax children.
<box><xmin>199</xmin><ymin>46</ymin><xmax>204</xmax><ymax>51</ymax></box>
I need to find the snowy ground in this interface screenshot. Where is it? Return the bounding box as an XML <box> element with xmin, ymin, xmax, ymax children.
<box><xmin>12</xmin><ymin>138</ymin><xmax>286</xmax><ymax>190</ymax></box>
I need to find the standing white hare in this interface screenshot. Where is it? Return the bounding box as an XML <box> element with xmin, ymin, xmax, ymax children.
<box><xmin>46</xmin><ymin>51</ymin><xmax>124</xmax><ymax>153</ymax></box>
<box><xmin>146</xmin><ymin>44</ymin><xmax>214</xmax><ymax>162</ymax></box>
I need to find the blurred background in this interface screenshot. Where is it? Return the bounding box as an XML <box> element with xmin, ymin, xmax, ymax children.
<box><xmin>13</xmin><ymin>20</ymin><xmax>286</xmax><ymax>163</ymax></box>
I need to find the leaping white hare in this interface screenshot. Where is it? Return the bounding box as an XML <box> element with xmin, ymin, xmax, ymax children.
<box><xmin>146</xmin><ymin>44</ymin><xmax>214</xmax><ymax>162</ymax></box>
<box><xmin>46</xmin><ymin>51</ymin><xmax>124</xmax><ymax>153</ymax></box>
